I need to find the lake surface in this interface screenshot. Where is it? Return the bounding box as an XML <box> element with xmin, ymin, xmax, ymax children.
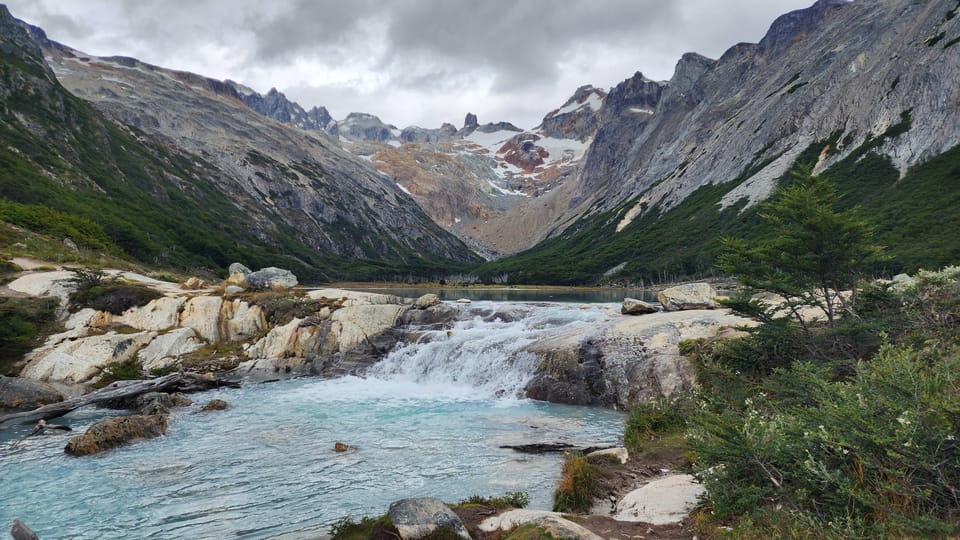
<box><xmin>0</xmin><ymin>301</ymin><xmax>626</xmax><ymax>539</ymax></box>
<box><xmin>338</xmin><ymin>286</ymin><xmax>660</xmax><ymax>303</ymax></box>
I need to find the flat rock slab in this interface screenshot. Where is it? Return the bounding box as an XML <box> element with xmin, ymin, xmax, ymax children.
<box><xmin>479</xmin><ymin>509</ymin><xmax>604</xmax><ymax>540</ymax></box>
<box><xmin>64</xmin><ymin>415</ymin><xmax>167</xmax><ymax>456</ymax></box>
<box><xmin>614</xmin><ymin>474</ymin><xmax>705</xmax><ymax>525</ymax></box>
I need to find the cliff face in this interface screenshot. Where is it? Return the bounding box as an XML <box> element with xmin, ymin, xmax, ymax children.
<box><xmin>569</xmin><ymin>0</ymin><xmax>960</xmax><ymax>219</ymax></box>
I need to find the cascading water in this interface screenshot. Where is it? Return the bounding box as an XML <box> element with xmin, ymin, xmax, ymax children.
<box><xmin>0</xmin><ymin>302</ymin><xmax>625</xmax><ymax>539</ymax></box>
<box><xmin>367</xmin><ymin>301</ymin><xmax>614</xmax><ymax>397</ymax></box>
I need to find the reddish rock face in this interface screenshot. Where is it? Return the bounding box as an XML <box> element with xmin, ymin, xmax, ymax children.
<box><xmin>64</xmin><ymin>415</ymin><xmax>167</xmax><ymax>456</ymax></box>
<box><xmin>499</xmin><ymin>134</ymin><xmax>549</xmax><ymax>172</ymax></box>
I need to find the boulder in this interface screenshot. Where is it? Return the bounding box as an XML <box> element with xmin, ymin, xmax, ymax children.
<box><xmin>400</xmin><ymin>303</ymin><xmax>460</xmax><ymax>328</ymax></box>
<box><xmin>386</xmin><ymin>498</ymin><xmax>471</xmax><ymax>540</ymax></box>
<box><xmin>64</xmin><ymin>415</ymin><xmax>168</xmax><ymax>456</ymax></box>
<box><xmin>224</xmin><ymin>285</ymin><xmax>245</xmax><ymax>295</ymax></box>
<box><xmin>137</xmin><ymin>327</ymin><xmax>203</xmax><ymax>372</ymax></box>
<box><xmin>891</xmin><ymin>272</ymin><xmax>916</xmax><ymax>291</ymax></box>
<box><xmin>478</xmin><ymin>510</ymin><xmax>603</xmax><ymax>540</ymax></box>
<box><xmin>657</xmin><ymin>283</ymin><xmax>717</xmax><ymax>311</ymax></box>
<box><xmin>245</xmin><ymin>267</ymin><xmax>298</xmax><ymax>291</ymax></box>
<box><xmin>0</xmin><ymin>376</ymin><xmax>64</xmax><ymax>411</ymax></box>
<box><xmin>614</xmin><ymin>474</ymin><xmax>705</xmax><ymax>524</ymax></box>
<box><xmin>63</xmin><ymin>237</ymin><xmax>79</xmax><ymax>251</ymax></box>
<box><xmin>21</xmin><ymin>331</ymin><xmax>156</xmax><ymax>383</ymax></box>
<box><xmin>132</xmin><ymin>392</ymin><xmax>192</xmax><ymax>415</ymax></box>
<box><xmin>621</xmin><ymin>297</ymin><xmax>658</xmax><ymax>315</ymax></box>
<box><xmin>10</xmin><ymin>519</ymin><xmax>39</xmax><ymax>540</ymax></box>
<box><xmin>414</xmin><ymin>293</ymin><xmax>440</xmax><ymax>309</ymax></box>
<box><xmin>226</xmin><ymin>263</ymin><xmax>252</xmax><ymax>287</ymax></box>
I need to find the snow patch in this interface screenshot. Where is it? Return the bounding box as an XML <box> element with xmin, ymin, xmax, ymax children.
<box><xmin>395</xmin><ymin>183</ymin><xmax>412</xmax><ymax>195</ymax></box>
<box><xmin>629</xmin><ymin>107</ymin><xmax>655</xmax><ymax>115</ymax></box>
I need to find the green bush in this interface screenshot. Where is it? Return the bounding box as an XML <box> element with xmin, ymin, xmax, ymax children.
<box><xmin>70</xmin><ymin>283</ymin><xmax>163</xmax><ymax>315</ymax></box>
<box><xmin>93</xmin><ymin>357</ymin><xmax>144</xmax><ymax>389</ymax></box>
<box><xmin>457</xmin><ymin>491</ymin><xmax>530</xmax><ymax>510</ymax></box>
<box><xmin>328</xmin><ymin>515</ymin><xmax>399</xmax><ymax>540</ymax></box>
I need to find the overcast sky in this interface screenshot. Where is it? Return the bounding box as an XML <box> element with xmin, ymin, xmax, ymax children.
<box><xmin>7</xmin><ymin>0</ymin><xmax>815</xmax><ymax>129</ymax></box>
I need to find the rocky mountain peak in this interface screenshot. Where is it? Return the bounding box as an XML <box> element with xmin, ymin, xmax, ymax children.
<box><xmin>464</xmin><ymin>113</ymin><xmax>479</xmax><ymax>130</ymax></box>
<box><xmin>538</xmin><ymin>84</ymin><xmax>608</xmax><ymax>141</ymax></box>
<box><xmin>337</xmin><ymin>112</ymin><xmax>398</xmax><ymax>142</ymax></box>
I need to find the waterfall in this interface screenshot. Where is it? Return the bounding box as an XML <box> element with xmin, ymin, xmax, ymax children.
<box><xmin>366</xmin><ymin>301</ymin><xmax>615</xmax><ymax>398</ymax></box>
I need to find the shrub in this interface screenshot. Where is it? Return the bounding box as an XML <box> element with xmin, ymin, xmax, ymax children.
<box><xmin>552</xmin><ymin>454</ymin><xmax>596</xmax><ymax>513</ymax></box>
<box><xmin>71</xmin><ymin>283</ymin><xmax>164</xmax><ymax>315</ymax></box>
<box><xmin>329</xmin><ymin>515</ymin><xmax>399</xmax><ymax>540</ymax></box>
<box><xmin>94</xmin><ymin>357</ymin><xmax>144</xmax><ymax>389</ymax></box>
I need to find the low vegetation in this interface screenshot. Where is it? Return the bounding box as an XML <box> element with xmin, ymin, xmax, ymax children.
<box><xmin>66</xmin><ymin>268</ymin><xmax>163</xmax><ymax>314</ymax></box>
<box><xmin>0</xmin><ymin>295</ymin><xmax>58</xmax><ymax>375</ymax></box>
<box><xmin>677</xmin><ymin>175</ymin><xmax>960</xmax><ymax>536</ymax></box>
<box><xmin>455</xmin><ymin>491</ymin><xmax>531</xmax><ymax>511</ymax></box>
<box><xmin>93</xmin><ymin>357</ymin><xmax>144</xmax><ymax>389</ymax></box>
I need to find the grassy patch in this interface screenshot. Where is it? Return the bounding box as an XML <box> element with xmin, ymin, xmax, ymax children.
<box><xmin>329</xmin><ymin>515</ymin><xmax>399</xmax><ymax>540</ymax></box>
<box><xmin>239</xmin><ymin>290</ymin><xmax>345</xmax><ymax>326</ymax></box>
<box><xmin>552</xmin><ymin>454</ymin><xmax>596</xmax><ymax>513</ymax></box>
<box><xmin>69</xmin><ymin>281</ymin><xmax>163</xmax><ymax>315</ymax></box>
<box><xmin>454</xmin><ymin>491</ymin><xmax>530</xmax><ymax>511</ymax></box>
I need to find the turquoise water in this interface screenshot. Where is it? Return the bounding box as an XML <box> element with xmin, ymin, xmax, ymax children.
<box><xmin>340</xmin><ymin>287</ymin><xmax>660</xmax><ymax>303</ymax></box>
<box><xmin>0</xmin><ymin>302</ymin><xmax>626</xmax><ymax>539</ymax></box>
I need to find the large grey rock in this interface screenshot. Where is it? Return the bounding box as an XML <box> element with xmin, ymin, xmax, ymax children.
<box><xmin>245</xmin><ymin>267</ymin><xmax>298</xmax><ymax>291</ymax></box>
<box><xmin>226</xmin><ymin>263</ymin><xmax>252</xmax><ymax>287</ymax></box>
<box><xmin>525</xmin><ymin>309</ymin><xmax>755</xmax><ymax>408</ymax></box>
<box><xmin>657</xmin><ymin>283</ymin><xmax>717</xmax><ymax>312</ymax></box>
<box><xmin>621</xmin><ymin>297</ymin><xmax>658</xmax><ymax>315</ymax></box>
<box><xmin>386</xmin><ymin>497</ymin><xmax>470</xmax><ymax>540</ymax></box>
<box><xmin>0</xmin><ymin>376</ymin><xmax>64</xmax><ymax>411</ymax></box>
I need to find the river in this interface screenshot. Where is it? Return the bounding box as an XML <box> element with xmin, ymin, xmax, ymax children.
<box><xmin>0</xmin><ymin>301</ymin><xmax>626</xmax><ymax>539</ymax></box>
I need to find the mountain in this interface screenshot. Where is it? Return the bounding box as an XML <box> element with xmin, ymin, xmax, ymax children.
<box><xmin>480</xmin><ymin>0</ymin><xmax>960</xmax><ymax>284</ymax></box>
<box><xmin>226</xmin><ymin>82</ymin><xmax>336</xmax><ymax>133</ymax></box>
<box><xmin>0</xmin><ymin>6</ymin><xmax>478</xmax><ymax>281</ymax></box>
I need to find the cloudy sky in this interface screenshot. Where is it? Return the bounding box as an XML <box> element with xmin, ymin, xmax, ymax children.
<box><xmin>7</xmin><ymin>0</ymin><xmax>814</xmax><ymax>129</ymax></box>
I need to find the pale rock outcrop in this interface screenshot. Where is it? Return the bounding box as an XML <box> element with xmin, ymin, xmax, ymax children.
<box><xmin>115</xmin><ymin>296</ymin><xmax>185</xmax><ymax>331</ymax></box>
<box><xmin>307</xmin><ymin>288</ymin><xmax>405</xmax><ymax>307</ymax></box>
<box><xmin>414</xmin><ymin>293</ymin><xmax>440</xmax><ymax>309</ymax></box>
<box><xmin>137</xmin><ymin>328</ymin><xmax>203</xmax><ymax>371</ymax></box>
<box><xmin>657</xmin><ymin>283</ymin><xmax>717</xmax><ymax>312</ymax></box>
<box><xmin>21</xmin><ymin>331</ymin><xmax>156</xmax><ymax>383</ymax></box>
<box><xmin>479</xmin><ymin>510</ymin><xmax>603</xmax><ymax>540</ymax></box>
<box><xmin>220</xmin><ymin>299</ymin><xmax>265</xmax><ymax>341</ymax></box>
<box><xmin>182</xmin><ymin>277</ymin><xmax>204</xmax><ymax>290</ymax></box>
<box><xmin>613</xmin><ymin>474</ymin><xmax>705</xmax><ymax>525</ymax></box>
<box><xmin>224</xmin><ymin>285</ymin><xmax>244</xmax><ymax>294</ymax></box>
<box><xmin>178</xmin><ymin>296</ymin><xmax>223</xmax><ymax>342</ymax></box>
<box><xmin>386</xmin><ymin>498</ymin><xmax>471</xmax><ymax>540</ymax></box>
<box><xmin>330</xmin><ymin>304</ymin><xmax>406</xmax><ymax>353</ymax></box>
<box><xmin>7</xmin><ymin>270</ymin><xmax>77</xmax><ymax>309</ymax></box>
<box><xmin>621</xmin><ymin>297</ymin><xmax>658</xmax><ymax>315</ymax></box>
<box><xmin>525</xmin><ymin>309</ymin><xmax>754</xmax><ymax>408</ymax></box>
<box><xmin>249</xmin><ymin>318</ymin><xmax>319</xmax><ymax>361</ymax></box>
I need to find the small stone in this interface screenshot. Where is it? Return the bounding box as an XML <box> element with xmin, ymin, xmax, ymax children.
<box><xmin>63</xmin><ymin>237</ymin><xmax>79</xmax><ymax>251</ymax></box>
<box><xmin>456</xmin><ymin>298</ymin><xmax>472</xmax><ymax>304</ymax></box>
<box><xmin>334</xmin><ymin>441</ymin><xmax>355</xmax><ymax>452</ymax></box>
<box><xmin>200</xmin><ymin>399</ymin><xmax>229</xmax><ymax>412</ymax></box>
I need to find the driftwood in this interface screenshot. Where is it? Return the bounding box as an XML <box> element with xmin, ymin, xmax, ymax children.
<box><xmin>499</xmin><ymin>443</ymin><xmax>615</xmax><ymax>454</ymax></box>
<box><xmin>0</xmin><ymin>373</ymin><xmax>239</xmax><ymax>428</ymax></box>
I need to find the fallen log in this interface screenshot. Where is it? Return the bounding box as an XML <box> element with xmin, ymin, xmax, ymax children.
<box><xmin>499</xmin><ymin>443</ymin><xmax>615</xmax><ymax>454</ymax></box>
<box><xmin>0</xmin><ymin>373</ymin><xmax>239</xmax><ymax>428</ymax></box>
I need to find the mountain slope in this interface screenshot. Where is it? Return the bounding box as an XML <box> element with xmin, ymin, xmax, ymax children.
<box><xmin>0</xmin><ymin>7</ymin><xmax>478</xmax><ymax>281</ymax></box>
<box><xmin>482</xmin><ymin>0</ymin><xmax>960</xmax><ymax>284</ymax></box>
